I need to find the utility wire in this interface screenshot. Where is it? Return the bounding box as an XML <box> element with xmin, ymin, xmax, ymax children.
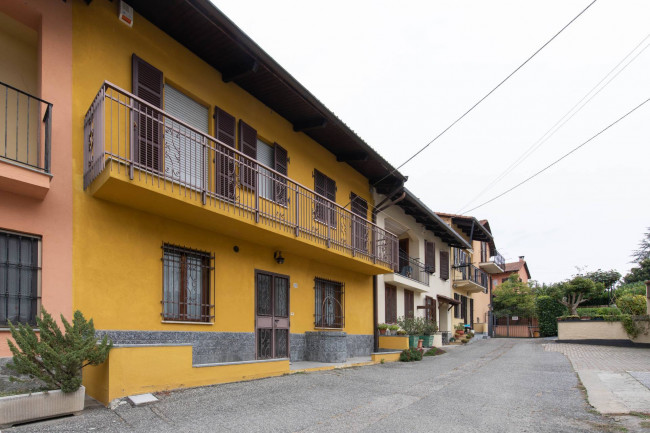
<box><xmin>464</xmin><ymin>97</ymin><xmax>650</xmax><ymax>214</ymax></box>
<box><xmin>457</xmin><ymin>33</ymin><xmax>650</xmax><ymax>213</ymax></box>
<box><xmin>368</xmin><ymin>0</ymin><xmax>598</xmax><ymax>191</ymax></box>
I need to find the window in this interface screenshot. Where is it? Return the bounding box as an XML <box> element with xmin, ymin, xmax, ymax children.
<box><xmin>257</xmin><ymin>139</ymin><xmax>288</xmax><ymax>204</ymax></box>
<box><xmin>314</xmin><ymin>170</ymin><xmax>336</xmax><ymax>227</ymax></box>
<box><xmin>162</xmin><ymin>244</ymin><xmax>213</xmax><ymax>322</ymax></box>
<box><xmin>385</xmin><ymin>284</ymin><xmax>397</xmax><ymax>324</ymax></box>
<box><xmin>424</xmin><ymin>241</ymin><xmax>435</xmax><ymax>274</ymax></box>
<box><xmin>314</xmin><ymin>277</ymin><xmax>344</xmax><ymax>328</ymax></box>
<box><xmin>453</xmin><ymin>293</ymin><xmax>460</xmax><ymax>319</ymax></box>
<box><xmin>164</xmin><ymin>84</ymin><xmax>209</xmax><ymax>189</ymax></box>
<box><xmin>404</xmin><ymin>289</ymin><xmax>414</xmax><ymax>318</ymax></box>
<box><xmin>0</xmin><ymin>231</ymin><xmax>41</xmax><ymax>326</ymax></box>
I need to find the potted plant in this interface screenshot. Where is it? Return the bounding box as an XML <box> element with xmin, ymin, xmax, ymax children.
<box><xmin>454</xmin><ymin>323</ymin><xmax>465</xmax><ymax>336</ymax></box>
<box><xmin>397</xmin><ymin>316</ymin><xmax>421</xmax><ymax>348</ymax></box>
<box><xmin>2</xmin><ymin>309</ymin><xmax>112</xmax><ymax>427</ymax></box>
<box><xmin>377</xmin><ymin>323</ymin><xmax>389</xmax><ymax>335</ymax></box>
<box><xmin>389</xmin><ymin>324</ymin><xmax>400</xmax><ymax>335</ymax></box>
<box><xmin>396</xmin><ymin>329</ymin><xmax>407</xmax><ymax>336</ymax></box>
<box><xmin>420</xmin><ymin>319</ymin><xmax>438</xmax><ymax>348</ymax></box>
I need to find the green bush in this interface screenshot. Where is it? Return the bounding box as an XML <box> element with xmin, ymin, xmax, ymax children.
<box><xmin>615</xmin><ymin>281</ymin><xmax>646</xmax><ymax>297</ymax></box>
<box><xmin>536</xmin><ymin>295</ymin><xmax>567</xmax><ymax>337</ymax></box>
<box><xmin>423</xmin><ymin>347</ymin><xmax>446</xmax><ymax>357</ymax></box>
<box><xmin>8</xmin><ymin>309</ymin><xmax>112</xmax><ymax>393</ymax></box>
<box><xmin>399</xmin><ymin>348</ymin><xmax>423</xmax><ymax>362</ymax></box>
<box><xmin>576</xmin><ymin>306</ymin><xmax>621</xmax><ymax>317</ymax></box>
<box><xmin>617</xmin><ymin>295</ymin><xmax>647</xmax><ymax>316</ymax></box>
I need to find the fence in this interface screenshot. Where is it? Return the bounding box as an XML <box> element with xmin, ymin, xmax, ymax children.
<box><xmin>0</xmin><ymin>81</ymin><xmax>52</xmax><ymax>172</ymax></box>
<box><xmin>492</xmin><ymin>315</ymin><xmax>539</xmax><ymax>338</ymax></box>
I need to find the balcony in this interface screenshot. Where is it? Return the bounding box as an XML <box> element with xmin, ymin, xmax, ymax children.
<box><xmin>479</xmin><ymin>251</ymin><xmax>505</xmax><ymax>274</ymax></box>
<box><xmin>0</xmin><ymin>81</ymin><xmax>52</xmax><ymax>199</ymax></box>
<box><xmin>82</xmin><ymin>82</ymin><xmax>397</xmax><ymax>274</ymax></box>
<box><xmin>383</xmin><ymin>250</ymin><xmax>430</xmax><ymax>292</ymax></box>
<box><xmin>452</xmin><ymin>263</ymin><xmax>489</xmax><ymax>293</ymax></box>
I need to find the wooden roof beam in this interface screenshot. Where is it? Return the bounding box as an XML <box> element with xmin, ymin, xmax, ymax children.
<box><xmin>293</xmin><ymin>118</ymin><xmax>327</xmax><ymax>132</ymax></box>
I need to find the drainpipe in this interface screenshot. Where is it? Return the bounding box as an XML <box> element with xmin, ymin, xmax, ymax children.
<box><xmin>372</xmin><ymin>189</ymin><xmax>406</xmax><ymax>352</ymax></box>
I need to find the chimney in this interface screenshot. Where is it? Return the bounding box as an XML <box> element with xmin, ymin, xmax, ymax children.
<box><xmin>519</xmin><ymin>256</ymin><xmax>525</xmax><ymax>262</ymax></box>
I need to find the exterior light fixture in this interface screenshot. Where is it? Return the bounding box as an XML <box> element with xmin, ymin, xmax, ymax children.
<box><xmin>274</xmin><ymin>251</ymin><xmax>285</xmax><ymax>264</ymax></box>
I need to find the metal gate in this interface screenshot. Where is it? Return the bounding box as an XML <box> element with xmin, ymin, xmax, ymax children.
<box><xmin>491</xmin><ymin>315</ymin><xmax>539</xmax><ymax>338</ymax></box>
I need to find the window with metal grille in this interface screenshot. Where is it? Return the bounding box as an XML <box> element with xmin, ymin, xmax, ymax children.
<box><xmin>314</xmin><ymin>277</ymin><xmax>344</xmax><ymax>328</ymax></box>
<box><xmin>162</xmin><ymin>244</ymin><xmax>214</xmax><ymax>322</ymax></box>
<box><xmin>0</xmin><ymin>231</ymin><xmax>41</xmax><ymax>326</ymax></box>
<box><xmin>314</xmin><ymin>170</ymin><xmax>336</xmax><ymax>227</ymax></box>
<box><xmin>453</xmin><ymin>293</ymin><xmax>460</xmax><ymax>319</ymax></box>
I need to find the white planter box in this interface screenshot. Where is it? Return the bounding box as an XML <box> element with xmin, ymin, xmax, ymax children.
<box><xmin>0</xmin><ymin>385</ymin><xmax>85</xmax><ymax>427</ymax></box>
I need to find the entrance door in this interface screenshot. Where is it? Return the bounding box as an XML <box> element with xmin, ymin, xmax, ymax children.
<box><xmin>255</xmin><ymin>271</ymin><xmax>290</xmax><ymax>359</ymax></box>
<box><xmin>424</xmin><ymin>296</ymin><xmax>436</xmax><ymax>322</ymax></box>
<box><xmin>470</xmin><ymin>298</ymin><xmax>474</xmax><ymax>330</ymax></box>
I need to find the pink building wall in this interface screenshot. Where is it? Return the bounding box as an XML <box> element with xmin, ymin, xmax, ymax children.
<box><xmin>0</xmin><ymin>0</ymin><xmax>72</xmax><ymax>357</ymax></box>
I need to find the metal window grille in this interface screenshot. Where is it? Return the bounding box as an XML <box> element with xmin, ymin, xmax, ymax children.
<box><xmin>314</xmin><ymin>277</ymin><xmax>344</xmax><ymax>328</ymax></box>
<box><xmin>0</xmin><ymin>230</ymin><xmax>41</xmax><ymax>326</ymax></box>
<box><xmin>161</xmin><ymin>244</ymin><xmax>214</xmax><ymax>322</ymax></box>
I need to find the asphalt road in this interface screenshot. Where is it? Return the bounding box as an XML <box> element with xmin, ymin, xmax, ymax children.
<box><xmin>7</xmin><ymin>339</ymin><xmax>628</xmax><ymax>432</ymax></box>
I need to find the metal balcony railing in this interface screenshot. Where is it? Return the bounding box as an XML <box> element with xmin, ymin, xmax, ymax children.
<box><xmin>83</xmin><ymin>82</ymin><xmax>398</xmax><ymax>269</ymax></box>
<box><xmin>396</xmin><ymin>250</ymin><xmax>429</xmax><ymax>286</ymax></box>
<box><xmin>452</xmin><ymin>263</ymin><xmax>489</xmax><ymax>289</ymax></box>
<box><xmin>0</xmin><ymin>81</ymin><xmax>52</xmax><ymax>173</ymax></box>
<box><xmin>492</xmin><ymin>251</ymin><xmax>505</xmax><ymax>270</ymax></box>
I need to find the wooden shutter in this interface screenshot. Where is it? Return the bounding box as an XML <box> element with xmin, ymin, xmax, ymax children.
<box><xmin>425</xmin><ymin>241</ymin><xmax>435</xmax><ymax>274</ymax></box>
<box><xmin>273</xmin><ymin>143</ymin><xmax>288</xmax><ymax>205</ymax></box>
<box><xmin>132</xmin><ymin>54</ymin><xmax>163</xmax><ymax>171</ymax></box>
<box><xmin>440</xmin><ymin>251</ymin><xmax>449</xmax><ymax>280</ymax></box>
<box><xmin>454</xmin><ymin>293</ymin><xmax>460</xmax><ymax>318</ymax></box>
<box><xmin>425</xmin><ymin>296</ymin><xmax>436</xmax><ymax>322</ymax></box>
<box><xmin>238</xmin><ymin>120</ymin><xmax>257</xmax><ymax>190</ymax></box>
<box><xmin>385</xmin><ymin>284</ymin><xmax>397</xmax><ymax>323</ymax></box>
<box><xmin>314</xmin><ymin>170</ymin><xmax>335</xmax><ymax>226</ymax></box>
<box><xmin>214</xmin><ymin>106</ymin><xmax>236</xmax><ymax>199</ymax></box>
<box><xmin>325</xmin><ymin>175</ymin><xmax>336</xmax><ymax>228</ymax></box>
<box><xmin>350</xmin><ymin>193</ymin><xmax>368</xmax><ymax>253</ymax></box>
<box><xmin>404</xmin><ymin>289</ymin><xmax>414</xmax><ymax>318</ymax></box>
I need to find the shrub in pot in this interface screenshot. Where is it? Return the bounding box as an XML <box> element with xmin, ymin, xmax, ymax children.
<box><xmin>421</xmin><ymin>319</ymin><xmax>438</xmax><ymax>347</ymax></box>
<box><xmin>377</xmin><ymin>323</ymin><xmax>389</xmax><ymax>335</ymax></box>
<box><xmin>397</xmin><ymin>316</ymin><xmax>422</xmax><ymax>348</ymax></box>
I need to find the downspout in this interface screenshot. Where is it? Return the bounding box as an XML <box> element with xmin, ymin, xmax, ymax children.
<box><xmin>372</xmin><ymin>189</ymin><xmax>406</xmax><ymax>352</ymax></box>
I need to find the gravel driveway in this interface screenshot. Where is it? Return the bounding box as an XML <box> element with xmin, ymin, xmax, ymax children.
<box><xmin>7</xmin><ymin>339</ymin><xmax>628</xmax><ymax>432</ymax></box>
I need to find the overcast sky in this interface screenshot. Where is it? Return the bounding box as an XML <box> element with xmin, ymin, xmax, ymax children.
<box><xmin>212</xmin><ymin>0</ymin><xmax>650</xmax><ymax>284</ymax></box>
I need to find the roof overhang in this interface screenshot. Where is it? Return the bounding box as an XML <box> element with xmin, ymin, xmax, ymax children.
<box><xmin>124</xmin><ymin>0</ymin><xmax>406</xmax><ymax>194</ymax></box>
<box><xmin>437</xmin><ymin>294</ymin><xmax>460</xmax><ymax>306</ymax></box>
<box><xmin>395</xmin><ymin>189</ymin><xmax>471</xmax><ymax>249</ymax></box>
<box><xmin>436</xmin><ymin>213</ymin><xmax>494</xmax><ymax>244</ymax></box>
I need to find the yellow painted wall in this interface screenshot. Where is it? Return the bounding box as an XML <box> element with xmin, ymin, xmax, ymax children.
<box><xmin>83</xmin><ymin>345</ymin><xmax>290</xmax><ymax>404</ymax></box>
<box><xmin>558</xmin><ymin>321</ymin><xmax>650</xmax><ymax>344</ymax></box>
<box><xmin>378</xmin><ymin>335</ymin><xmax>409</xmax><ymax>350</ymax></box>
<box><xmin>71</xmin><ymin>0</ymin><xmax>375</xmax><ymax>336</ymax></box>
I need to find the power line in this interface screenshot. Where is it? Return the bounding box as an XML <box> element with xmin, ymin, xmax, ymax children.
<box><xmin>457</xmin><ymin>33</ymin><xmax>650</xmax><ymax>213</ymax></box>
<box><xmin>369</xmin><ymin>0</ymin><xmax>598</xmax><ymax>190</ymax></box>
<box><xmin>464</xmin><ymin>97</ymin><xmax>650</xmax><ymax>214</ymax></box>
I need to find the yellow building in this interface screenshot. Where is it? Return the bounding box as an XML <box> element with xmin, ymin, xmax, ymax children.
<box><xmin>435</xmin><ymin>214</ymin><xmax>505</xmax><ymax>336</ymax></box>
<box><xmin>73</xmin><ymin>0</ymin><xmax>405</xmax><ymax>403</ymax></box>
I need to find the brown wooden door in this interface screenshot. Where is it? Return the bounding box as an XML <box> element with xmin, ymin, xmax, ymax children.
<box><xmin>404</xmin><ymin>289</ymin><xmax>414</xmax><ymax>318</ymax></box>
<box><xmin>399</xmin><ymin>238</ymin><xmax>409</xmax><ymax>275</ymax></box>
<box><xmin>385</xmin><ymin>284</ymin><xmax>397</xmax><ymax>323</ymax></box>
<box><xmin>470</xmin><ymin>298</ymin><xmax>474</xmax><ymax>329</ymax></box>
<box><xmin>255</xmin><ymin>271</ymin><xmax>290</xmax><ymax>359</ymax></box>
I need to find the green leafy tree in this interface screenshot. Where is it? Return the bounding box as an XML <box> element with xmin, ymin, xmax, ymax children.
<box><xmin>615</xmin><ymin>281</ymin><xmax>647</xmax><ymax>297</ymax></box>
<box><xmin>623</xmin><ymin>258</ymin><xmax>650</xmax><ymax>284</ymax></box>
<box><xmin>492</xmin><ymin>274</ymin><xmax>536</xmax><ymax>318</ymax></box>
<box><xmin>8</xmin><ymin>309</ymin><xmax>112</xmax><ymax>393</ymax></box>
<box><xmin>631</xmin><ymin>228</ymin><xmax>650</xmax><ymax>263</ymax></box>
<box><xmin>583</xmin><ymin>269</ymin><xmax>621</xmax><ymax>289</ymax></box>
<box><xmin>558</xmin><ymin>276</ymin><xmax>604</xmax><ymax>316</ymax></box>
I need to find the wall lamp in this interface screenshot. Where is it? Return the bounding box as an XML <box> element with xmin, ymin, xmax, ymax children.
<box><xmin>274</xmin><ymin>251</ymin><xmax>285</xmax><ymax>264</ymax></box>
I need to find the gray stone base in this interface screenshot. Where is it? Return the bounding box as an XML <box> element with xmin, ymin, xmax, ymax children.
<box><xmin>290</xmin><ymin>332</ymin><xmax>373</xmax><ymax>363</ymax></box>
<box><xmin>96</xmin><ymin>330</ymin><xmax>255</xmax><ymax>365</ymax></box>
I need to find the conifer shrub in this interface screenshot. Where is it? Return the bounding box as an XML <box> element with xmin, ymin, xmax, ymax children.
<box><xmin>7</xmin><ymin>309</ymin><xmax>112</xmax><ymax>393</ymax></box>
<box><xmin>536</xmin><ymin>295</ymin><xmax>567</xmax><ymax>337</ymax></box>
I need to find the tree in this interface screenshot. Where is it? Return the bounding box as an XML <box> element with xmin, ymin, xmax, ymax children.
<box><xmin>8</xmin><ymin>309</ymin><xmax>112</xmax><ymax>393</ymax></box>
<box><xmin>492</xmin><ymin>274</ymin><xmax>536</xmax><ymax>318</ymax></box>
<box><xmin>558</xmin><ymin>276</ymin><xmax>604</xmax><ymax>316</ymax></box>
<box><xmin>623</xmin><ymin>258</ymin><xmax>650</xmax><ymax>284</ymax></box>
<box><xmin>631</xmin><ymin>227</ymin><xmax>650</xmax><ymax>263</ymax></box>
<box><xmin>536</xmin><ymin>295</ymin><xmax>567</xmax><ymax>337</ymax></box>
<box><xmin>583</xmin><ymin>269</ymin><xmax>621</xmax><ymax>289</ymax></box>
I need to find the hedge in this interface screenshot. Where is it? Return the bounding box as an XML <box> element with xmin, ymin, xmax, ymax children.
<box><xmin>536</xmin><ymin>296</ymin><xmax>567</xmax><ymax>337</ymax></box>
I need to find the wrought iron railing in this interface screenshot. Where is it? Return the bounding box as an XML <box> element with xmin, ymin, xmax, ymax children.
<box><xmin>0</xmin><ymin>81</ymin><xmax>52</xmax><ymax>173</ymax></box>
<box><xmin>83</xmin><ymin>82</ymin><xmax>397</xmax><ymax>269</ymax></box>
<box><xmin>397</xmin><ymin>250</ymin><xmax>429</xmax><ymax>285</ymax></box>
<box><xmin>452</xmin><ymin>263</ymin><xmax>489</xmax><ymax>289</ymax></box>
<box><xmin>492</xmin><ymin>251</ymin><xmax>505</xmax><ymax>270</ymax></box>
